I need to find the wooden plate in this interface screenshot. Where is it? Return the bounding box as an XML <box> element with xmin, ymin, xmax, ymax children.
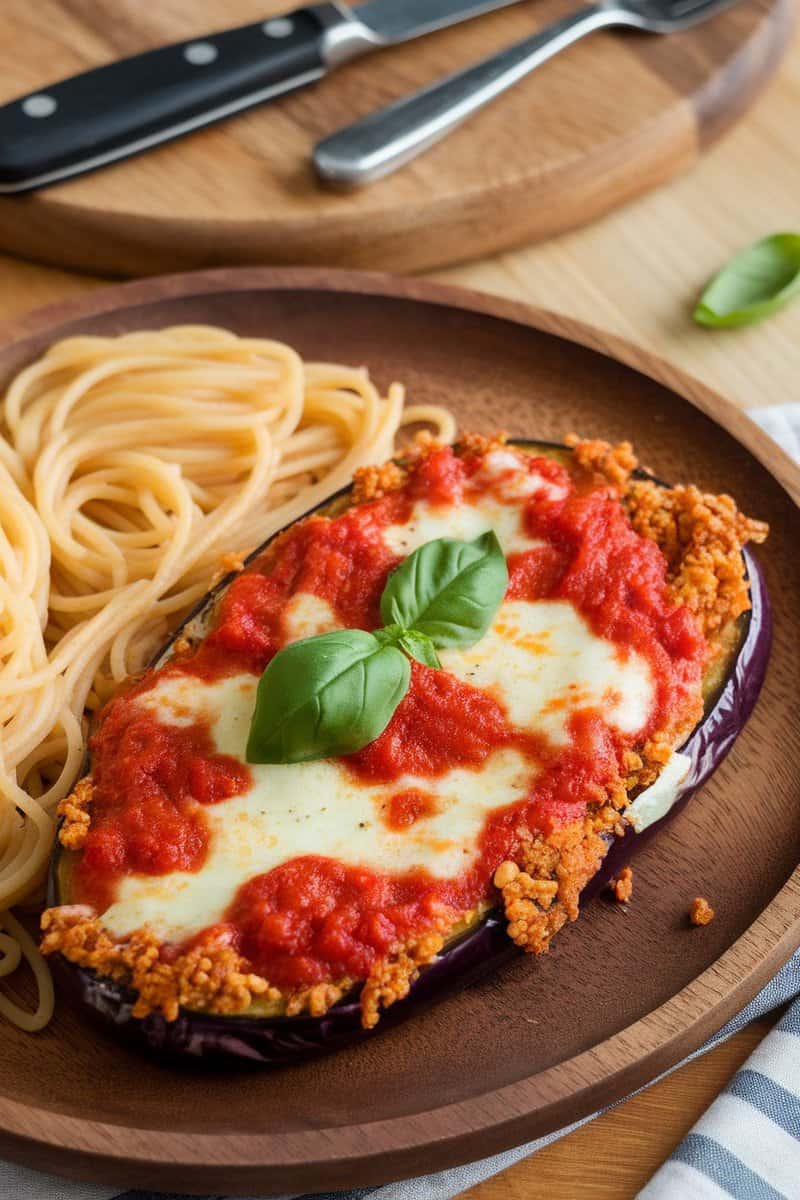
<box><xmin>0</xmin><ymin>0</ymin><xmax>793</xmax><ymax>276</ymax></box>
<box><xmin>0</xmin><ymin>269</ymin><xmax>798</xmax><ymax>1194</ymax></box>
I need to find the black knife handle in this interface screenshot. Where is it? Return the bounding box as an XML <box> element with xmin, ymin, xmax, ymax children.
<box><xmin>0</xmin><ymin>6</ymin><xmax>344</xmax><ymax>192</ymax></box>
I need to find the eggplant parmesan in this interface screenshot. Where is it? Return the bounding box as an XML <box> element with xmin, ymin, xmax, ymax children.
<box><xmin>42</xmin><ymin>435</ymin><xmax>769</xmax><ymax>1059</ymax></box>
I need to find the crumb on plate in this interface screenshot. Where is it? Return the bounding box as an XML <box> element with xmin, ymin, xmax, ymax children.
<box><xmin>610</xmin><ymin>866</ymin><xmax>634</xmax><ymax>904</ymax></box>
<box><xmin>689</xmin><ymin>896</ymin><xmax>715</xmax><ymax>926</ymax></box>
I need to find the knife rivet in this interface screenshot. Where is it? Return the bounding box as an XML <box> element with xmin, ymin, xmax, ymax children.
<box><xmin>183</xmin><ymin>41</ymin><xmax>219</xmax><ymax>66</ymax></box>
<box><xmin>262</xmin><ymin>17</ymin><xmax>295</xmax><ymax>38</ymax></box>
<box><xmin>22</xmin><ymin>94</ymin><xmax>57</xmax><ymax>119</ymax></box>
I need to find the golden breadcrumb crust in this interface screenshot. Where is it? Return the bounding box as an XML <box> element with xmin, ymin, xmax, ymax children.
<box><xmin>220</xmin><ymin>551</ymin><xmax>246</xmax><ymax>573</ymax></box>
<box><xmin>40</xmin><ymin>904</ymin><xmax>447</xmax><ymax>1029</ymax></box>
<box><xmin>56</xmin><ymin>777</ymin><xmax>93</xmax><ymax>851</ymax></box>
<box><xmin>493</xmin><ymin>781</ymin><xmax>629</xmax><ymax>955</ymax></box>
<box><xmin>565</xmin><ymin>433</ymin><xmax>638</xmax><ymax>490</ymax></box>
<box><xmin>610</xmin><ymin>867</ymin><xmax>634</xmax><ymax>904</ymax></box>
<box><xmin>360</xmin><ymin>931</ymin><xmax>446</xmax><ymax>1029</ymax></box>
<box><xmin>352</xmin><ymin>431</ymin><xmax>509</xmax><ymax>505</ymax></box>
<box><xmin>456</xmin><ymin>430</ymin><xmax>509</xmax><ymax>459</ymax></box>
<box><xmin>40</xmin><ymin>906</ymin><xmax>279</xmax><ymax>1021</ymax></box>
<box><xmin>352</xmin><ymin>460</ymin><xmax>408</xmax><ymax>505</ymax></box>
<box><xmin>567</xmin><ymin>433</ymin><xmax>768</xmax><ymax>640</ymax></box>
<box><xmin>285</xmin><ymin>981</ymin><xmax>349</xmax><ymax>1019</ymax></box>
<box><xmin>627</xmin><ymin>479</ymin><xmax>768</xmax><ymax>638</ymax></box>
<box><xmin>46</xmin><ymin>432</ymin><xmax>764</xmax><ymax>1024</ymax></box>
<box><xmin>210</xmin><ymin>550</ymin><xmax>247</xmax><ymax>586</ymax></box>
<box><xmin>690</xmin><ymin>897</ymin><xmax>715</xmax><ymax>926</ymax></box>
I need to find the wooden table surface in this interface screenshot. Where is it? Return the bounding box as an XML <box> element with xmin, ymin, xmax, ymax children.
<box><xmin>0</xmin><ymin>24</ymin><xmax>797</xmax><ymax>1200</ymax></box>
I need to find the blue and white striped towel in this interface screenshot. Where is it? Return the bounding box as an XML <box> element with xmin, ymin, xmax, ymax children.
<box><xmin>4</xmin><ymin>404</ymin><xmax>798</xmax><ymax>1200</ymax></box>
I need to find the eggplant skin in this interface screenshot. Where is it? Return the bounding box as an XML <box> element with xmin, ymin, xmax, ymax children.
<box><xmin>47</xmin><ymin>447</ymin><xmax>773</xmax><ymax>1065</ymax></box>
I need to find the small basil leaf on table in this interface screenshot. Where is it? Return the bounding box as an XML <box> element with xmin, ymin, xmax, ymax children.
<box><xmin>380</xmin><ymin>530</ymin><xmax>508</xmax><ymax>649</ymax></box>
<box><xmin>246</xmin><ymin>629</ymin><xmax>410</xmax><ymax>764</ymax></box>
<box><xmin>694</xmin><ymin>233</ymin><xmax>800</xmax><ymax>328</ymax></box>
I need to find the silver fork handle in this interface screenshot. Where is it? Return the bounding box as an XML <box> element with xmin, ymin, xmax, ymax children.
<box><xmin>314</xmin><ymin>3</ymin><xmax>623</xmax><ymax>187</ymax></box>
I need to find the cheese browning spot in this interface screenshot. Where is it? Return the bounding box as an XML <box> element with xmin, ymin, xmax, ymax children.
<box><xmin>441</xmin><ymin>600</ymin><xmax>654</xmax><ymax>745</ymax></box>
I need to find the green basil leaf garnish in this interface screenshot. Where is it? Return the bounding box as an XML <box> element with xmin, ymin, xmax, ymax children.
<box><xmin>397</xmin><ymin>629</ymin><xmax>441</xmax><ymax>669</ymax></box>
<box><xmin>694</xmin><ymin>233</ymin><xmax>800</xmax><ymax>328</ymax></box>
<box><xmin>247</xmin><ymin>531</ymin><xmax>509</xmax><ymax>763</ymax></box>
<box><xmin>246</xmin><ymin>629</ymin><xmax>410</xmax><ymax>764</ymax></box>
<box><xmin>380</xmin><ymin>530</ymin><xmax>508</xmax><ymax>649</ymax></box>
<box><xmin>372</xmin><ymin>623</ymin><xmax>404</xmax><ymax>647</ymax></box>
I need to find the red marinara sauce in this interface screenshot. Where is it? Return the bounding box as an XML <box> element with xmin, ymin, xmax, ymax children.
<box><xmin>75</xmin><ymin>445</ymin><xmax>709</xmax><ymax>989</ymax></box>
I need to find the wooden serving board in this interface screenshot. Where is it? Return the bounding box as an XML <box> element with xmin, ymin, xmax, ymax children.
<box><xmin>0</xmin><ymin>268</ymin><xmax>798</xmax><ymax>1194</ymax></box>
<box><xmin>0</xmin><ymin>0</ymin><xmax>793</xmax><ymax>278</ymax></box>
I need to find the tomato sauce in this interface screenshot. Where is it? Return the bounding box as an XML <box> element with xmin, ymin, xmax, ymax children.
<box><xmin>78</xmin><ymin>710</ymin><xmax>250</xmax><ymax>913</ymax></box>
<box><xmin>74</xmin><ymin>445</ymin><xmax>710</xmax><ymax>988</ymax></box>
<box><xmin>347</xmin><ymin>661</ymin><xmax>510</xmax><ymax>783</ymax></box>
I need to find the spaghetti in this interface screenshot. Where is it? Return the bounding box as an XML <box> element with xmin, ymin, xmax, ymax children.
<box><xmin>0</xmin><ymin>324</ymin><xmax>455</xmax><ymax>1030</ymax></box>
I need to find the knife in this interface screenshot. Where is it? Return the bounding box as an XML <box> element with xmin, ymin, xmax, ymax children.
<box><xmin>0</xmin><ymin>0</ymin><xmax>527</xmax><ymax>194</ymax></box>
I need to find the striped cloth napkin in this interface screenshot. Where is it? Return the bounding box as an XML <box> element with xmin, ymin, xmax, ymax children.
<box><xmin>4</xmin><ymin>404</ymin><xmax>799</xmax><ymax>1200</ymax></box>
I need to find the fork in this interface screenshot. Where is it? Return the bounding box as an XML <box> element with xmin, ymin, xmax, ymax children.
<box><xmin>313</xmin><ymin>0</ymin><xmax>742</xmax><ymax>186</ymax></box>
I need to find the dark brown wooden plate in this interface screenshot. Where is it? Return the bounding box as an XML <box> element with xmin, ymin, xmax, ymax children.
<box><xmin>0</xmin><ymin>269</ymin><xmax>798</xmax><ymax>1195</ymax></box>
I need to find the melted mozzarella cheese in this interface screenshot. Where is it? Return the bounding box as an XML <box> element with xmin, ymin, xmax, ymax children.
<box><xmin>281</xmin><ymin>592</ymin><xmax>338</xmax><ymax>643</ymax></box>
<box><xmin>440</xmin><ymin>600</ymin><xmax>653</xmax><ymax>743</ymax></box>
<box><xmin>101</xmin><ymin>452</ymin><xmax>659</xmax><ymax>943</ymax></box>
<box><xmin>382</xmin><ymin>494</ymin><xmax>537</xmax><ymax>558</ymax></box>
<box><xmin>105</xmin><ymin>672</ymin><xmax>536</xmax><ymax>941</ymax></box>
<box><xmin>381</xmin><ymin>451</ymin><xmax>565</xmax><ymax>558</ymax></box>
<box><xmin>477</xmin><ymin>449</ymin><xmax>569</xmax><ymax>503</ymax></box>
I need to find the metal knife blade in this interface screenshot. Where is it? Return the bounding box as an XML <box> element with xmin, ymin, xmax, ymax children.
<box><xmin>0</xmin><ymin>0</ymin><xmax>531</xmax><ymax>193</ymax></box>
<box><xmin>353</xmin><ymin>0</ymin><xmax>531</xmax><ymax>43</ymax></box>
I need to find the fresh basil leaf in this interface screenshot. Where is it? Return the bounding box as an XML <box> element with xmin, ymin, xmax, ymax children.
<box><xmin>397</xmin><ymin>629</ymin><xmax>441</xmax><ymax>669</ymax></box>
<box><xmin>372</xmin><ymin>623</ymin><xmax>404</xmax><ymax>647</ymax></box>
<box><xmin>694</xmin><ymin>233</ymin><xmax>800</xmax><ymax>328</ymax></box>
<box><xmin>246</xmin><ymin>629</ymin><xmax>410</xmax><ymax>764</ymax></box>
<box><xmin>381</xmin><ymin>531</ymin><xmax>508</xmax><ymax>649</ymax></box>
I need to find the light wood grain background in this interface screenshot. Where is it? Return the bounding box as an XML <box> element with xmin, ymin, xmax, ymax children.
<box><xmin>0</xmin><ymin>0</ymin><xmax>790</xmax><ymax>276</ymax></box>
<box><xmin>0</xmin><ymin>23</ymin><xmax>797</xmax><ymax>1200</ymax></box>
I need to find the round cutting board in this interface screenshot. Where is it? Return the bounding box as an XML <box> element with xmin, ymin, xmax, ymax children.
<box><xmin>0</xmin><ymin>268</ymin><xmax>798</xmax><ymax>1193</ymax></box>
<box><xmin>0</xmin><ymin>0</ymin><xmax>793</xmax><ymax>277</ymax></box>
